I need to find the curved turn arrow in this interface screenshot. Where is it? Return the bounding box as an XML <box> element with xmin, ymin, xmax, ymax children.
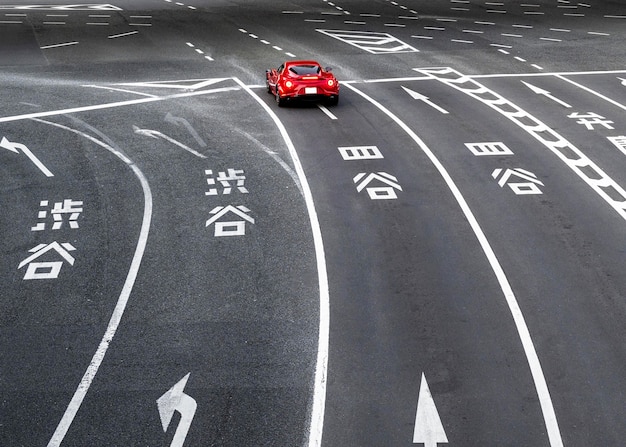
<box><xmin>157</xmin><ymin>373</ymin><xmax>197</xmax><ymax>447</ymax></box>
<box><xmin>1</xmin><ymin>136</ymin><xmax>54</xmax><ymax>177</ymax></box>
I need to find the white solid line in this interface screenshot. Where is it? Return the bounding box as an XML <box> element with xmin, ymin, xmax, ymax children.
<box><xmin>108</xmin><ymin>31</ymin><xmax>139</xmax><ymax>39</ymax></box>
<box><xmin>0</xmin><ymin>86</ymin><xmax>239</xmax><ymax>124</ymax></box>
<box><xmin>40</xmin><ymin>41</ymin><xmax>79</xmax><ymax>49</ymax></box>
<box><xmin>42</xmin><ymin>119</ymin><xmax>152</xmax><ymax>447</ymax></box>
<box><xmin>317</xmin><ymin>104</ymin><xmax>338</xmax><ymax>120</ymax></box>
<box><xmin>233</xmin><ymin>78</ymin><xmax>330</xmax><ymax>447</ymax></box>
<box><xmin>83</xmin><ymin>84</ymin><xmax>157</xmax><ymax>98</ymax></box>
<box><xmin>556</xmin><ymin>75</ymin><xmax>626</xmax><ymax>111</ymax></box>
<box><xmin>343</xmin><ymin>82</ymin><xmax>564</xmax><ymax>447</ymax></box>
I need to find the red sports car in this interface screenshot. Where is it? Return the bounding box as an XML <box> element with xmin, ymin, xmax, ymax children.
<box><xmin>266</xmin><ymin>60</ymin><xmax>339</xmax><ymax>107</ymax></box>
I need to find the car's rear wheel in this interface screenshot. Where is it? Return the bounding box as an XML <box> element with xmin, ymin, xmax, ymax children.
<box><xmin>327</xmin><ymin>95</ymin><xmax>339</xmax><ymax>106</ymax></box>
<box><xmin>276</xmin><ymin>92</ymin><xmax>286</xmax><ymax>107</ymax></box>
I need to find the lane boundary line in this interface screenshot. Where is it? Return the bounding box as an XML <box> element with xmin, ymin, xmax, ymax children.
<box><xmin>232</xmin><ymin>78</ymin><xmax>330</xmax><ymax>447</ymax></box>
<box><xmin>343</xmin><ymin>82</ymin><xmax>564</xmax><ymax>447</ymax></box>
<box><xmin>32</xmin><ymin>118</ymin><xmax>153</xmax><ymax>447</ymax></box>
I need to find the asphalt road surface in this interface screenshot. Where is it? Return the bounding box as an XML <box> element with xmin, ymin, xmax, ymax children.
<box><xmin>1</xmin><ymin>1</ymin><xmax>625</xmax><ymax>446</ymax></box>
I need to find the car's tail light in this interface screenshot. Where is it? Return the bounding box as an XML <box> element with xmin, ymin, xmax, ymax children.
<box><xmin>303</xmin><ymin>76</ymin><xmax>318</xmax><ymax>80</ymax></box>
<box><xmin>327</xmin><ymin>79</ymin><xmax>335</xmax><ymax>87</ymax></box>
<box><xmin>284</xmin><ymin>80</ymin><xmax>294</xmax><ymax>89</ymax></box>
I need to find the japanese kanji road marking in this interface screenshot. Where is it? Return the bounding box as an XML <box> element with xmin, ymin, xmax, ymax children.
<box><xmin>317</xmin><ymin>29</ymin><xmax>418</xmax><ymax>54</ymax></box>
<box><xmin>343</xmin><ymin>81</ymin><xmax>564</xmax><ymax>447</ymax></box>
<box><xmin>417</xmin><ymin>67</ymin><xmax>626</xmax><ymax>223</ymax></box>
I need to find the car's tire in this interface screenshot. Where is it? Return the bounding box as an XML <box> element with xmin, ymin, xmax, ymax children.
<box><xmin>276</xmin><ymin>92</ymin><xmax>286</xmax><ymax>107</ymax></box>
<box><xmin>266</xmin><ymin>80</ymin><xmax>272</xmax><ymax>94</ymax></box>
<box><xmin>327</xmin><ymin>95</ymin><xmax>339</xmax><ymax>106</ymax></box>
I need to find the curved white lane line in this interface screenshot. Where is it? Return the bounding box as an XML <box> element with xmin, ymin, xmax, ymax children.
<box><xmin>343</xmin><ymin>83</ymin><xmax>564</xmax><ymax>447</ymax></box>
<box><xmin>32</xmin><ymin>118</ymin><xmax>153</xmax><ymax>447</ymax></box>
<box><xmin>232</xmin><ymin>78</ymin><xmax>330</xmax><ymax>447</ymax></box>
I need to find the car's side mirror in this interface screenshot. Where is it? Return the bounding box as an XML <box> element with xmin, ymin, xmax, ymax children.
<box><xmin>325</xmin><ymin>67</ymin><xmax>333</xmax><ymax>72</ymax></box>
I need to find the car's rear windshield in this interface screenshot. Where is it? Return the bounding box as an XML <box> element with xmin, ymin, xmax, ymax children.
<box><xmin>289</xmin><ymin>65</ymin><xmax>321</xmax><ymax>75</ymax></box>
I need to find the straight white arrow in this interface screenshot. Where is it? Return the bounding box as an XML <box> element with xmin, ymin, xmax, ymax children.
<box><xmin>157</xmin><ymin>373</ymin><xmax>197</xmax><ymax>447</ymax></box>
<box><xmin>413</xmin><ymin>373</ymin><xmax>448</xmax><ymax>446</ymax></box>
<box><xmin>521</xmin><ymin>81</ymin><xmax>571</xmax><ymax>108</ymax></box>
<box><xmin>133</xmin><ymin>126</ymin><xmax>207</xmax><ymax>159</ymax></box>
<box><xmin>0</xmin><ymin>137</ymin><xmax>54</xmax><ymax>177</ymax></box>
<box><xmin>402</xmin><ymin>86</ymin><xmax>449</xmax><ymax>114</ymax></box>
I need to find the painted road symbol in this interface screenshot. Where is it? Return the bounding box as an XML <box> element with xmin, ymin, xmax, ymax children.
<box><xmin>567</xmin><ymin>112</ymin><xmax>614</xmax><ymax>130</ymax></box>
<box><xmin>205</xmin><ymin>169</ymin><xmax>249</xmax><ymax>195</ymax></box>
<box><xmin>206</xmin><ymin>205</ymin><xmax>255</xmax><ymax>236</ymax></box>
<box><xmin>317</xmin><ymin>29</ymin><xmax>418</xmax><ymax>54</ymax></box>
<box><xmin>338</xmin><ymin>146</ymin><xmax>384</xmax><ymax>160</ymax></box>
<box><xmin>1</xmin><ymin>137</ymin><xmax>54</xmax><ymax>177</ymax></box>
<box><xmin>492</xmin><ymin>168</ymin><xmax>544</xmax><ymax>195</ymax></box>
<box><xmin>354</xmin><ymin>172</ymin><xmax>402</xmax><ymax>199</ymax></box>
<box><xmin>157</xmin><ymin>373</ymin><xmax>197</xmax><ymax>447</ymax></box>
<box><xmin>465</xmin><ymin>141</ymin><xmax>514</xmax><ymax>156</ymax></box>
<box><xmin>608</xmin><ymin>136</ymin><xmax>626</xmax><ymax>156</ymax></box>
<box><xmin>413</xmin><ymin>373</ymin><xmax>448</xmax><ymax>446</ymax></box>
<box><xmin>32</xmin><ymin>199</ymin><xmax>83</xmax><ymax>231</ymax></box>
<box><xmin>18</xmin><ymin>242</ymin><xmax>76</xmax><ymax>280</ymax></box>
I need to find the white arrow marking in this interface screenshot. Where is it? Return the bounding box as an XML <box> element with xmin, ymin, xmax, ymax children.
<box><xmin>619</xmin><ymin>77</ymin><xmax>626</xmax><ymax>87</ymax></box>
<box><xmin>413</xmin><ymin>373</ymin><xmax>448</xmax><ymax>446</ymax></box>
<box><xmin>157</xmin><ymin>373</ymin><xmax>197</xmax><ymax>447</ymax></box>
<box><xmin>522</xmin><ymin>81</ymin><xmax>571</xmax><ymax>108</ymax></box>
<box><xmin>133</xmin><ymin>126</ymin><xmax>207</xmax><ymax>158</ymax></box>
<box><xmin>402</xmin><ymin>86</ymin><xmax>449</xmax><ymax>114</ymax></box>
<box><xmin>1</xmin><ymin>136</ymin><xmax>54</xmax><ymax>177</ymax></box>
<box><xmin>164</xmin><ymin>112</ymin><xmax>207</xmax><ymax>147</ymax></box>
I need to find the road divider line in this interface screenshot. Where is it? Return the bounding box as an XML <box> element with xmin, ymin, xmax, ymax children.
<box><xmin>556</xmin><ymin>74</ymin><xmax>626</xmax><ymax>112</ymax></box>
<box><xmin>233</xmin><ymin>77</ymin><xmax>330</xmax><ymax>447</ymax></box>
<box><xmin>343</xmin><ymin>81</ymin><xmax>564</xmax><ymax>447</ymax></box>
<box><xmin>40</xmin><ymin>41</ymin><xmax>78</xmax><ymax>49</ymax></box>
<box><xmin>33</xmin><ymin>118</ymin><xmax>152</xmax><ymax>447</ymax></box>
<box><xmin>0</xmin><ymin>85</ymin><xmax>239</xmax><ymax>123</ymax></box>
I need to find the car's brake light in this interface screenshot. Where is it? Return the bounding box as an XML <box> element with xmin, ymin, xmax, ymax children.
<box><xmin>302</xmin><ymin>76</ymin><xmax>318</xmax><ymax>80</ymax></box>
<box><xmin>327</xmin><ymin>79</ymin><xmax>335</xmax><ymax>87</ymax></box>
<box><xmin>284</xmin><ymin>80</ymin><xmax>294</xmax><ymax>89</ymax></box>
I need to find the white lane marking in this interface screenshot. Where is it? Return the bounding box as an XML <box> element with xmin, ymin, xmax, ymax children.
<box><xmin>343</xmin><ymin>81</ymin><xmax>564</xmax><ymax>447</ymax></box>
<box><xmin>40</xmin><ymin>41</ymin><xmax>78</xmax><ymax>49</ymax></box>
<box><xmin>233</xmin><ymin>78</ymin><xmax>330</xmax><ymax>447</ymax></box>
<box><xmin>555</xmin><ymin>74</ymin><xmax>626</xmax><ymax>112</ymax></box>
<box><xmin>108</xmin><ymin>30</ymin><xmax>139</xmax><ymax>39</ymax></box>
<box><xmin>82</xmin><ymin>84</ymin><xmax>157</xmax><ymax>98</ymax></box>
<box><xmin>317</xmin><ymin>104</ymin><xmax>338</xmax><ymax>120</ymax></box>
<box><xmin>0</xmin><ymin>86</ymin><xmax>239</xmax><ymax>124</ymax></box>
<box><xmin>419</xmin><ymin>67</ymin><xmax>626</xmax><ymax>221</ymax></box>
<box><xmin>36</xmin><ymin>118</ymin><xmax>152</xmax><ymax>447</ymax></box>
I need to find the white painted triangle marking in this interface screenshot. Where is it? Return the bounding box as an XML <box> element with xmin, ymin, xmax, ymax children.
<box><xmin>413</xmin><ymin>373</ymin><xmax>448</xmax><ymax>446</ymax></box>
